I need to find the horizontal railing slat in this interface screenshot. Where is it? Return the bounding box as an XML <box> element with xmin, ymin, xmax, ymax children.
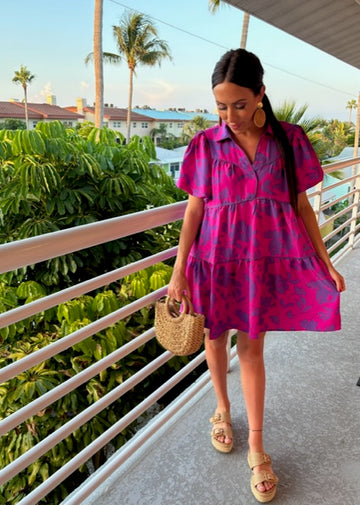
<box><xmin>0</xmin><ymin>201</ymin><xmax>187</xmax><ymax>274</ymax></box>
<box><xmin>0</xmin><ymin>350</ymin><xmax>173</xmax><ymax>485</ymax></box>
<box><xmin>0</xmin><ymin>287</ymin><xmax>167</xmax><ymax>383</ymax></box>
<box><xmin>0</xmin><ymin>247</ymin><xmax>177</xmax><ymax>329</ymax></box>
<box><xmin>0</xmin><ymin>328</ymin><xmax>156</xmax><ymax>436</ymax></box>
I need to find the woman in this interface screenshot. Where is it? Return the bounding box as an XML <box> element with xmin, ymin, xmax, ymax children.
<box><xmin>167</xmin><ymin>49</ymin><xmax>345</xmax><ymax>503</ymax></box>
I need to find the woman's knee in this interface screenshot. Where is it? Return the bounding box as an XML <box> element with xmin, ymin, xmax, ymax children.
<box><xmin>205</xmin><ymin>330</ymin><xmax>229</xmax><ymax>350</ymax></box>
<box><xmin>236</xmin><ymin>331</ymin><xmax>265</xmax><ymax>362</ymax></box>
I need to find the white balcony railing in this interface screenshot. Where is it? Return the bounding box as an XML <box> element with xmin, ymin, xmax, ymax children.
<box><xmin>0</xmin><ymin>156</ymin><xmax>359</xmax><ymax>505</ymax></box>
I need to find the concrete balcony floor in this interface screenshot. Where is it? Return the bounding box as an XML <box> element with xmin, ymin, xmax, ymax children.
<box><xmin>81</xmin><ymin>246</ymin><xmax>360</xmax><ymax>505</ymax></box>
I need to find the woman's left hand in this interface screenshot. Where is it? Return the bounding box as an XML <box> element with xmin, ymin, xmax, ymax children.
<box><xmin>328</xmin><ymin>266</ymin><xmax>346</xmax><ymax>292</ymax></box>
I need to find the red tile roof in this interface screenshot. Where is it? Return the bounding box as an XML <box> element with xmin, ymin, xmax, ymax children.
<box><xmin>0</xmin><ymin>101</ymin><xmax>41</xmax><ymax>119</ymax></box>
<box><xmin>0</xmin><ymin>101</ymin><xmax>84</xmax><ymax>120</ymax></box>
<box><xmin>65</xmin><ymin>106</ymin><xmax>152</xmax><ymax>122</ymax></box>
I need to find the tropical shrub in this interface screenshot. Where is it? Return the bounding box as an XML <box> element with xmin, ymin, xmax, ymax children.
<box><xmin>0</xmin><ymin>122</ymin><xmax>188</xmax><ymax>503</ymax></box>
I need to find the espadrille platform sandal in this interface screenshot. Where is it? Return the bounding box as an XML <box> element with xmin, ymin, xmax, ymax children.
<box><xmin>209</xmin><ymin>411</ymin><xmax>233</xmax><ymax>453</ymax></box>
<box><xmin>247</xmin><ymin>452</ymin><xmax>278</xmax><ymax>503</ymax></box>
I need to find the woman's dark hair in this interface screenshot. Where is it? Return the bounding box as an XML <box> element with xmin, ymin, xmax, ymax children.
<box><xmin>212</xmin><ymin>49</ymin><xmax>298</xmax><ymax>214</ymax></box>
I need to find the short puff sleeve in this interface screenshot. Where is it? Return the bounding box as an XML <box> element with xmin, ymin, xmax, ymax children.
<box><xmin>290</xmin><ymin>124</ymin><xmax>323</xmax><ymax>193</ymax></box>
<box><xmin>177</xmin><ymin>131</ymin><xmax>211</xmax><ymax>199</ymax></box>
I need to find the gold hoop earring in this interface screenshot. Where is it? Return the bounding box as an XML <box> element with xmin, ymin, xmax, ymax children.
<box><xmin>253</xmin><ymin>102</ymin><xmax>266</xmax><ymax>128</ymax></box>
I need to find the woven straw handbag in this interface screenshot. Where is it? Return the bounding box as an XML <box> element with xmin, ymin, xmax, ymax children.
<box><xmin>155</xmin><ymin>295</ymin><xmax>205</xmax><ymax>356</ymax></box>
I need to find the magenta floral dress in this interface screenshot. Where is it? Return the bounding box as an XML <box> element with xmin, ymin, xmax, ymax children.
<box><xmin>177</xmin><ymin>122</ymin><xmax>341</xmax><ymax>340</ymax></box>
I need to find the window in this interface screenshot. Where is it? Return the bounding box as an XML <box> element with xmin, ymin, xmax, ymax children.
<box><xmin>177</xmin><ymin>122</ymin><xmax>183</xmax><ymax>128</ymax></box>
<box><xmin>32</xmin><ymin>121</ymin><xmax>38</xmax><ymax>128</ymax></box>
<box><xmin>170</xmin><ymin>162</ymin><xmax>180</xmax><ymax>178</ymax></box>
<box><xmin>141</xmin><ymin>122</ymin><xmax>149</xmax><ymax>129</ymax></box>
<box><xmin>168</xmin><ymin>123</ymin><xmax>173</xmax><ymax>128</ymax></box>
<box><xmin>133</xmin><ymin>122</ymin><xmax>137</xmax><ymax>128</ymax></box>
<box><xmin>113</xmin><ymin>121</ymin><xmax>121</xmax><ymax>128</ymax></box>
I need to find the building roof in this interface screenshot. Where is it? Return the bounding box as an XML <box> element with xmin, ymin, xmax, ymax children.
<box><xmin>65</xmin><ymin>106</ymin><xmax>152</xmax><ymax>122</ymax></box>
<box><xmin>0</xmin><ymin>101</ymin><xmax>42</xmax><ymax>119</ymax></box>
<box><xmin>224</xmin><ymin>0</ymin><xmax>360</xmax><ymax>69</ymax></box>
<box><xmin>132</xmin><ymin>108</ymin><xmax>190</xmax><ymax>121</ymax></box>
<box><xmin>154</xmin><ymin>147</ymin><xmax>185</xmax><ymax>163</ymax></box>
<box><xmin>0</xmin><ymin>101</ymin><xmax>83</xmax><ymax>120</ymax></box>
<box><xmin>184</xmin><ymin>111</ymin><xmax>218</xmax><ymax>122</ymax></box>
<box><xmin>132</xmin><ymin>108</ymin><xmax>218</xmax><ymax>122</ymax></box>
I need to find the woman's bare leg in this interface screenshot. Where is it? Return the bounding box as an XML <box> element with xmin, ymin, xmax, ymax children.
<box><xmin>237</xmin><ymin>331</ymin><xmax>274</xmax><ymax>493</ymax></box>
<box><xmin>205</xmin><ymin>330</ymin><xmax>232</xmax><ymax>445</ymax></box>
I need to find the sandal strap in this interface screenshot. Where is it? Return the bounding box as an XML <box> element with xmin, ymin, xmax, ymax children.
<box><xmin>209</xmin><ymin>411</ymin><xmax>231</xmax><ymax>425</ymax></box>
<box><xmin>212</xmin><ymin>426</ymin><xmax>233</xmax><ymax>439</ymax></box>
<box><xmin>248</xmin><ymin>452</ymin><xmax>272</xmax><ymax>469</ymax></box>
<box><xmin>251</xmin><ymin>470</ymin><xmax>278</xmax><ymax>487</ymax></box>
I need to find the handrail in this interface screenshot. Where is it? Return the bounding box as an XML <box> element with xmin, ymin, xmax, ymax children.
<box><xmin>0</xmin><ymin>156</ymin><xmax>359</xmax><ymax>505</ymax></box>
<box><xmin>322</xmin><ymin>155</ymin><xmax>360</xmax><ymax>173</ymax></box>
<box><xmin>0</xmin><ymin>247</ymin><xmax>177</xmax><ymax>328</ymax></box>
<box><xmin>0</xmin><ymin>201</ymin><xmax>187</xmax><ymax>274</ymax></box>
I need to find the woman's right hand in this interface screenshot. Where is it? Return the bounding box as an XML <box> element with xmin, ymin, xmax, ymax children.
<box><xmin>167</xmin><ymin>268</ymin><xmax>190</xmax><ymax>302</ymax></box>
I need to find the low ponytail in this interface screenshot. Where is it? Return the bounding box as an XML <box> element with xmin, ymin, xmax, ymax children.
<box><xmin>262</xmin><ymin>95</ymin><xmax>298</xmax><ymax>214</ymax></box>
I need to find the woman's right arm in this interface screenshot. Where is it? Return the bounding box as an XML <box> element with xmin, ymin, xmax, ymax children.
<box><xmin>167</xmin><ymin>195</ymin><xmax>204</xmax><ymax>301</ymax></box>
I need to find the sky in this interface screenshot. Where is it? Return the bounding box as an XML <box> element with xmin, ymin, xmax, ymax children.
<box><xmin>1</xmin><ymin>0</ymin><xmax>360</xmax><ymax>122</ymax></box>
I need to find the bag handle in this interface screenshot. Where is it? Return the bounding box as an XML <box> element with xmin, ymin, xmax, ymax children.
<box><xmin>166</xmin><ymin>295</ymin><xmax>194</xmax><ymax>319</ymax></box>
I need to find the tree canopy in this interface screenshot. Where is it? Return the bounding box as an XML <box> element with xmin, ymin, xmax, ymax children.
<box><xmin>86</xmin><ymin>11</ymin><xmax>172</xmax><ymax>142</ymax></box>
<box><xmin>12</xmin><ymin>65</ymin><xmax>35</xmax><ymax>130</ymax></box>
<box><xmin>0</xmin><ymin>121</ymin><xmax>187</xmax><ymax>503</ymax></box>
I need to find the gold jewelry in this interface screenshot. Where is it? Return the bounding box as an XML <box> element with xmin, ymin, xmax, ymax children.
<box><xmin>253</xmin><ymin>102</ymin><xmax>266</xmax><ymax>128</ymax></box>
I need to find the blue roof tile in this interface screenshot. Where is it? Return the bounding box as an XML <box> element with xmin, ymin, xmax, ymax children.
<box><xmin>132</xmin><ymin>108</ymin><xmax>218</xmax><ymax>122</ymax></box>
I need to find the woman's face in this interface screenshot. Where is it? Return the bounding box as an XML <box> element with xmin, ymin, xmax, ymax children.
<box><xmin>213</xmin><ymin>81</ymin><xmax>265</xmax><ymax>135</ymax></box>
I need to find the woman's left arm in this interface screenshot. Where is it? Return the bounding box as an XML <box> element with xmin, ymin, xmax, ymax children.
<box><xmin>297</xmin><ymin>191</ymin><xmax>346</xmax><ymax>292</ymax></box>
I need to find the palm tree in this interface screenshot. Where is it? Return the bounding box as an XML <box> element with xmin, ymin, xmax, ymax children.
<box><xmin>208</xmin><ymin>0</ymin><xmax>222</xmax><ymax>13</ymax></box>
<box><xmin>346</xmin><ymin>99</ymin><xmax>357</xmax><ymax>125</ymax></box>
<box><xmin>12</xmin><ymin>65</ymin><xmax>35</xmax><ymax>130</ymax></box>
<box><xmin>208</xmin><ymin>0</ymin><xmax>250</xmax><ymax>48</ymax></box>
<box><xmin>274</xmin><ymin>101</ymin><xmax>346</xmax><ymax>175</ymax></box>
<box><xmin>274</xmin><ymin>100</ymin><xmax>323</xmax><ymax>134</ymax></box>
<box><xmin>93</xmin><ymin>0</ymin><xmax>104</xmax><ymax>129</ymax></box>
<box><xmin>181</xmin><ymin>115</ymin><xmax>211</xmax><ymax>143</ymax></box>
<box><xmin>87</xmin><ymin>11</ymin><xmax>172</xmax><ymax>142</ymax></box>
<box><xmin>150</xmin><ymin>122</ymin><xmax>168</xmax><ymax>145</ymax></box>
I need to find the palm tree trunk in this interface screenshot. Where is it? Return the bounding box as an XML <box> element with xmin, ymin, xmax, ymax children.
<box><xmin>240</xmin><ymin>12</ymin><xmax>250</xmax><ymax>49</ymax></box>
<box><xmin>23</xmin><ymin>85</ymin><xmax>29</xmax><ymax>130</ymax></box>
<box><xmin>126</xmin><ymin>69</ymin><xmax>134</xmax><ymax>143</ymax></box>
<box><xmin>94</xmin><ymin>0</ymin><xmax>104</xmax><ymax>130</ymax></box>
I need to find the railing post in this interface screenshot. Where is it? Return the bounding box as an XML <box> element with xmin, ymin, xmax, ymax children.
<box><xmin>312</xmin><ymin>180</ymin><xmax>323</xmax><ymax>223</ymax></box>
<box><xmin>349</xmin><ymin>90</ymin><xmax>360</xmax><ymax>249</ymax></box>
<box><xmin>348</xmin><ymin>168</ymin><xmax>360</xmax><ymax>249</ymax></box>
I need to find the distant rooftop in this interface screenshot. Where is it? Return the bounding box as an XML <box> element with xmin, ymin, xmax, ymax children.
<box><xmin>154</xmin><ymin>146</ymin><xmax>188</xmax><ymax>163</ymax></box>
<box><xmin>0</xmin><ymin>101</ymin><xmax>83</xmax><ymax>120</ymax></box>
<box><xmin>65</xmin><ymin>106</ymin><xmax>151</xmax><ymax>122</ymax></box>
<box><xmin>132</xmin><ymin>108</ymin><xmax>218</xmax><ymax>122</ymax></box>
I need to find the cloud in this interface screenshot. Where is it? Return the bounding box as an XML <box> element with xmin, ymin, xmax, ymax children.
<box><xmin>27</xmin><ymin>82</ymin><xmax>54</xmax><ymax>103</ymax></box>
<box><xmin>39</xmin><ymin>82</ymin><xmax>53</xmax><ymax>98</ymax></box>
<box><xmin>80</xmin><ymin>81</ymin><xmax>90</xmax><ymax>90</ymax></box>
<box><xmin>133</xmin><ymin>79</ymin><xmax>175</xmax><ymax>103</ymax></box>
<box><xmin>132</xmin><ymin>78</ymin><xmax>213</xmax><ymax>110</ymax></box>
